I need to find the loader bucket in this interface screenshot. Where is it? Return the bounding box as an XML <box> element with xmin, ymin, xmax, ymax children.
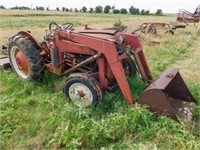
<box><xmin>138</xmin><ymin>68</ymin><xmax>196</xmax><ymax>121</ymax></box>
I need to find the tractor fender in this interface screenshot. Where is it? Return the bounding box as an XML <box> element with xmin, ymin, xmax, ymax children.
<box><xmin>17</xmin><ymin>31</ymin><xmax>41</xmax><ymax>49</ymax></box>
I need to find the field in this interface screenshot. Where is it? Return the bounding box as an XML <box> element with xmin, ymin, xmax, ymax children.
<box><xmin>0</xmin><ymin>9</ymin><xmax>200</xmax><ymax>149</ymax></box>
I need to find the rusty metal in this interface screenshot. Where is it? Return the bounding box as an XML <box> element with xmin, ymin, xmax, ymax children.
<box><xmin>18</xmin><ymin>31</ymin><xmax>41</xmax><ymax>49</ymax></box>
<box><xmin>138</xmin><ymin>68</ymin><xmax>196</xmax><ymax>121</ymax></box>
<box><xmin>1</xmin><ymin>45</ymin><xmax>8</xmax><ymax>55</ymax></box>
<box><xmin>62</xmin><ymin>53</ymin><xmax>101</xmax><ymax>76</ymax></box>
<box><xmin>124</xmin><ymin>34</ymin><xmax>153</xmax><ymax>82</ymax></box>
<box><xmin>85</xmin><ymin>24</ymin><xmax>127</xmax><ymax>32</ymax></box>
<box><xmin>177</xmin><ymin>4</ymin><xmax>200</xmax><ymax>25</ymax></box>
<box><xmin>0</xmin><ymin>55</ymin><xmax>11</xmax><ymax>72</ymax></box>
<box><xmin>171</xmin><ymin>24</ymin><xmax>186</xmax><ymax>30</ymax></box>
<box><xmin>132</xmin><ymin>23</ymin><xmax>174</xmax><ymax>35</ymax></box>
<box><xmin>132</xmin><ymin>23</ymin><xmax>174</xmax><ymax>44</ymax></box>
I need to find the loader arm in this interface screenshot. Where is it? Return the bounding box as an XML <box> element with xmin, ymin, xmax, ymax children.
<box><xmin>56</xmin><ymin>30</ymin><xmax>135</xmax><ymax>104</ymax></box>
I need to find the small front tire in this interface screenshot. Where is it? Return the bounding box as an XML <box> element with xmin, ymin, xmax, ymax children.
<box><xmin>64</xmin><ymin>73</ymin><xmax>102</xmax><ymax>107</ymax></box>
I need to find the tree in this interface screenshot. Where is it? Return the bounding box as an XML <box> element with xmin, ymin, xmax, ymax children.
<box><xmin>120</xmin><ymin>8</ymin><xmax>128</xmax><ymax>14</ymax></box>
<box><xmin>141</xmin><ymin>9</ymin><xmax>145</xmax><ymax>15</ymax></box>
<box><xmin>35</xmin><ymin>6</ymin><xmax>44</xmax><ymax>10</ymax></box>
<box><xmin>156</xmin><ymin>9</ymin><xmax>163</xmax><ymax>15</ymax></box>
<box><xmin>0</xmin><ymin>5</ymin><xmax>6</xmax><ymax>9</ymax></box>
<box><xmin>111</xmin><ymin>5</ymin><xmax>115</xmax><ymax>10</ymax></box>
<box><xmin>141</xmin><ymin>9</ymin><xmax>150</xmax><ymax>15</ymax></box>
<box><xmin>46</xmin><ymin>7</ymin><xmax>49</xmax><ymax>11</ymax></box>
<box><xmin>145</xmin><ymin>10</ymin><xmax>150</xmax><ymax>15</ymax></box>
<box><xmin>136</xmin><ymin>8</ymin><xmax>140</xmax><ymax>14</ymax></box>
<box><xmin>69</xmin><ymin>8</ymin><xmax>73</xmax><ymax>12</ymax></box>
<box><xmin>113</xmin><ymin>9</ymin><xmax>120</xmax><ymax>14</ymax></box>
<box><xmin>129</xmin><ymin>6</ymin><xmax>136</xmax><ymax>14</ymax></box>
<box><xmin>129</xmin><ymin>6</ymin><xmax>140</xmax><ymax>15</ymax></box>
<box><xmin>74</xmin><ymin>8</ymin><xmax>78</xmax><ymax>12</ymax></box>
<box><xmin>95</xmin><ymin>5</ymin><xmax>103</xmax><ymax>13</ymax></box>
<box><xmin>82</xmin><ymin>6</ymin><xmax>87</xmax><ymax>13</ymax></box>
<box><xmin>89</xmin><ymin>8</ymin><xmax>94</xmax><ymax>13</ymax></box>
<box><xmin>65</xmin><ymin>8</ymin><xmax>69</xmax><ymax>12</ymax></box>
<box><xmin>56</xmin><ymin>7</ymin><xmax>59</xmax><ymax>11</ymax></box>
<box><xmin>62</xmin><ymin>7</ymin><xmax>65</xmax><ymax>12</ymax></box>
<box><xmin>104</xmin><ymin>5</ymin><xmax>111</xmax><ymax>13</ymax></box>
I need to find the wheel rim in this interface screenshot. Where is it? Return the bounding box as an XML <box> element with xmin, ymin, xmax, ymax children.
<box><xmin>10</xmin><ymin>46</ymin><xmax>28</xmax><ymax>79</ymax></box>
<box><xmin>69</xmin><ymin>83</ymin><xmax>93</xmax><ymax>107</ymax></box>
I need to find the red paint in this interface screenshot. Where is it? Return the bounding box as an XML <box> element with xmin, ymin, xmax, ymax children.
<box><xmin>17</xmin><ymin>27</ymin><xmax>154</xmax><ymax>104</ymax></box>
<box><xmin>15</xmin><ymin>50</ymin><xmax>28</xmax><ymax>75</ymax></box>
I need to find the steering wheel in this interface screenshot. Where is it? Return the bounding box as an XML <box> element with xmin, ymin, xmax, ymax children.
<box><xmin>62</xmin><ymin>23</ymin><xmax>73</xmax><ymax>30</ymax></box>
<box><xmin>49</xmin><ymin>22</ymin><xmax>59</xmax><ymax>33</ymax></box>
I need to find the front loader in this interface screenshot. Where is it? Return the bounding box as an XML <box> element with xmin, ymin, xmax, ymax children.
<box><xmin>4</xmin><ymin>22</ymin><xmax>196</xmax><ymax>121</ymax></box>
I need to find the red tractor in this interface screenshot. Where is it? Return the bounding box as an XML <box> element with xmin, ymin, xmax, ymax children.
<box><xmin>5</xmin><ymin>22</ymin><xmax>196</xmax><ymax>121</ymax></box>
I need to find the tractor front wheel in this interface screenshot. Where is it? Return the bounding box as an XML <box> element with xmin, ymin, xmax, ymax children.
<box><xmin>8</xmin><ymin>34</ymin><xmax>44</xmax><ymax>81</ymax></box>
<box><xmin>64</xmin><ymin>73</ymin><xmax>102</xmax><ymax>107</ymax></box>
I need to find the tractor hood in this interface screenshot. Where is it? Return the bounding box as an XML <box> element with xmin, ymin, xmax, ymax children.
<box><xmin>76</xmin><ymin>29</ymin><xmax>124</xmax><ymax>43</ymax></box>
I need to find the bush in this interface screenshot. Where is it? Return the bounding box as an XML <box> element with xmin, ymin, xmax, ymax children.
<box><xmin>0</xmin><ymin>5</ymin><xmax>6</xmax><ymax>9</ymax></box>
<box><xmin>129</xmin><ymin>6</ymin><xmax>140</xmax><ymax>15</ymax></box>
<box><xmin>104</xmin><ymin>5</ymin><xmax>111</xmax><ymax>13</ymax></box>
<box><xmin>89</xmin><ymin>8</ymin><xmax>94</xmax><ymax>13</ymax></box>
<box><xmin>113</xmin><ymin>9</ymin><xmax>120</xmax><ymax>14</ymax></box>
<box><xmin>95</xmin><ymin>5</ymin><xmax>103</xmax><ymax>13</ymax></box>
<box><xmin>82</xmin><ymin>6</ymin><xmax>87</xmax><ymax>13</ymax></box>
<box><xmin>120</xmin><ymin>8</ymin><xmax>128</xmax><ymax>14</ymax></box>
<box><xmin>113</xmin><ymin>19</ymin><xmax>124</xmax><ymax>27</ymax></box>
<box><xmin>156</xmin><ymin>9</ymin><xmax>163</xmax><ymax>15</ymax></box>
<box><xmin>141</xmin><ymin>9</ymin><xmax>150</xmax><ymax>15</ymax></box>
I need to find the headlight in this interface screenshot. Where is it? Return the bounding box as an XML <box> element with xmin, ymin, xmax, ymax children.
<box><xmin>118</xmin><ymin>34</ymin><xmax>124</xmax><ymax>43</ymax></box>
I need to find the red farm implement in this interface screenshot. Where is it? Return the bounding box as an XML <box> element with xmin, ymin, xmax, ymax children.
<box><xmin>177</xmin><ymin>4</ymin><xmax>200</xmax><ymax>25</ymax></box>
<box><xmin>1</xmin><ymin>22</ymin><xmax>196</xmax><ymax>121</ymax></box>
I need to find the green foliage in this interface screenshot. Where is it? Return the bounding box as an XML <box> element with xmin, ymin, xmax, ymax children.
<box><xmin>104</xmin><ymin>5</ymin><xmax>111</xmax><ymax>14</ymax></box>
<box><xmin>0</xmin><ymin>5</ymin><xmax>6</xmax><ymax>9</ymax></box>
<box><xmin>113</xmin><ymin>19</ymin><xmax>124</xmax><ymax>27</ymax></box>
<box><xmin>95</xmin><ymin>5</ymin><xmax>103</xmax><ymax>13</ymax></box>
<box><xmin>82</xmin><ymin>6</ymin><xmax>87</xmax><ymax>13</ymax></box>
<box><xmin>74</xmin><ymin>8</ymin><xmax>78</xmax><ymax>12</ymax></box>
<box><xmin>62</xmin><ymin>7</ymin><xmax>65</xmax><ymax>12</ymax></box>
<box><xmin>120</xmin><ymin>8</ymin><xmax>128</xmax><ymax>14</ymax></box>
<box><xmin>1</xmin><ymin>69</ymin><xmax>199</xmax><ymax>149</ymax></box>
<box><xmin>141</xmin><ymin>9</ymin><xmax>150</xmax><ymax>15</ymax></box>
<box><xmin>113</xmin><ymin>9</ymin><xmax>120</xmax><ymax>14</ymax></box>
<box><xmin>36</xmin><ymin>6</ymin><xmax>44</xmax><ymax>11</ymax></box>
<box><xmin>89</xmin><ymin>8</ymin><xmax>94</xmax><ymax>13</ymax></box>
<box><xmin>156</xmin><ymin>9</ymin><xmax>163</xmax><ymax>15</ymax></box>
<box><xmin>129</xmin><ymin>6</ymin><xmax>140</xmax><ymax>15</ymax></box>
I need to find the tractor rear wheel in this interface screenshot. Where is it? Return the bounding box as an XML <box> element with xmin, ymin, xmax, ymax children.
<box><xmin>8</xmin><ymin>34</ymin><xmax>44</xmax><ymax>81</ymax></box>
<box><xmin>64</xmin><ymin>73</ymin><xmax>102</xmax><ymax>107</ymax></box>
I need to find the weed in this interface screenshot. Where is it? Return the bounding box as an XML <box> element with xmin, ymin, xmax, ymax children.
<box><xmin>113</xmin><ymin>18</ymin><xmax>124</xmax><ymax>27</ymax></box>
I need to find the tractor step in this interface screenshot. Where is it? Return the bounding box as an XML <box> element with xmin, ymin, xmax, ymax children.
<box><xmin>0</xmin><ymin>55</ymin><xmax>11</xmax><ymax>72</ymax></box>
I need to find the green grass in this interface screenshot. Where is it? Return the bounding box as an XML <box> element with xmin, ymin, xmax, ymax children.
<box><xmin>0</xmin><ymin>10</ymin><xmax>200</xmax><ymax>149</ymax></box>
<box><xmin>0</xmin><ymin>71</ymin><xmax>199</xmax><ymax>149</ymax></box>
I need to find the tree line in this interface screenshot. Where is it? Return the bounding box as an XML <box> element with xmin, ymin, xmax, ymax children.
<box><xmin>0</xmin><ymin>5</ymin><xmax>163</xmax><ymax>15</ymax></box>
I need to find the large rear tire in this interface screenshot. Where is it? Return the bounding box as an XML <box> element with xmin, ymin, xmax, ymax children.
<box><xmin>8</xmin><ymin>34</ymin><xmax>44</xmax><ymax>81</ymax></box>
